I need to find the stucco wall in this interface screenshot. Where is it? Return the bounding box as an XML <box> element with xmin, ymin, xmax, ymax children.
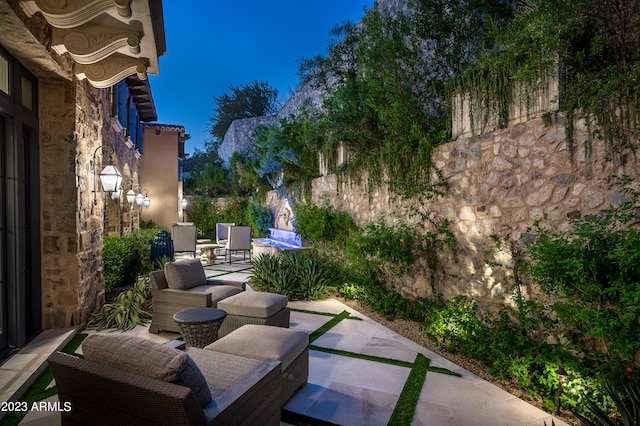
<box><xmin>310</xmin><ymin>113</ymin><xmax>638</xmax><ymax>312</ymax></box>
<box><xmin>140</xmin><ymin>126</ymin><xmax>180</xmax><ymax>230</ymax></box>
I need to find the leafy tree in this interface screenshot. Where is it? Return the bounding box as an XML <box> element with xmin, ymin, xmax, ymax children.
<box><xmin>250</xmin><ymin>108</ymin><xmax>323</xmax><ymax>196</ymax></box>
<box><xmin>227</xmin><ymin>151</ymin><xmax>264</xmax><ymax>195</ymax></box>
<box><xmin>296</xmin><ymin>20</ymin><xmax>358</xmax><ymax>88</ymax></box>
<box><xmin>209</xmin><ymin>80</ymin><xmax>282</xmax><ymax>142</ymax></box>
<box><xmin>183</xmin><ymin>154</ymin><xmax>229</xmax><ymax>197</ymax></box>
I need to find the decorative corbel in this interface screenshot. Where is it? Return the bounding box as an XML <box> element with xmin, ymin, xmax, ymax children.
<box><xmin>75</xmin><ymin>53</ymin><xmax>147</xmax><ymax>88</ymax></box>
<box><xmin>52</xmin><ymin>23</ymin><xmax>141</xmax><ymax>64</ymax></box>
<box><xmin>21</xmin><ymin>0</ymin><xmax>132</xmax><ymax>29</ymax></box>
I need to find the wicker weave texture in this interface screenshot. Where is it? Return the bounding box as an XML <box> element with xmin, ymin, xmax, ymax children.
<box><xmin>218</xmin><ymin>307</ymin><xmax>290</xmax><ymax>337</ymax></box>
<box><xmin>48</xmin><ymin>350</ymin><xmax>282</xmax><ymax>426</ymax></box>
<box><xmin>280</xmin><ymin>347</ymin><xmax>309</xmax><ymax>405</ymax></box>
<box><xmin>177</xmin><ymin>321</ymin><xmax>224</xmax><ymax>348</ymax></box>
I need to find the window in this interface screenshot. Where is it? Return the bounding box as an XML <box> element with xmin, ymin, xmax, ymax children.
<box><xmin>21</xmin><ymin>76</ymin><xmax>33</xmax><ymax>110</ymax></box>
<box><xmin>0</xmin><ymin>54</ymin><xmax>9</xmax><ymax>95</ymax></box>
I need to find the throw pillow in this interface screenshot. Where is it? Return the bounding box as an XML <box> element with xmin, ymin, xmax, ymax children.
<box><xmin>82</xmin><ymin>334</ymin><xmax>212</xmax><ymax>406</ymax></box>
<box><xmin>164</xmin><ymin>258</ymin><xmax>206</xmax><ymax>290</ymax></box>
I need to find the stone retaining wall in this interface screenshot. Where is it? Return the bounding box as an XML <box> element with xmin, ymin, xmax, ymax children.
<box><xmin>311</xmin><ymin>113</ymin><xmax>640</xmax><ymax>312</ymax></box>
<box><xmin>219</xmin><ymin>116</ymin><xmax>278</xmax><ymax>167</ymax></box>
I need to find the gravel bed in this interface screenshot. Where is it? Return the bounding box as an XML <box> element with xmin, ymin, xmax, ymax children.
<box><xmin>337</xmin><ymin>297</ymin><xmax>578</xmax><ymax>426</ymax></box>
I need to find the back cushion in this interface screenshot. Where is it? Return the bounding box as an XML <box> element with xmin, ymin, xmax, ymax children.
<box><xmin>82</xmin><ymin>334</ymin><xmax>212</xmax><ymax>406</ymax></box>
<box><xmin>164</xmin><ymin>258</ymin><xmax>206</xmax><ymax>290</ymax></box>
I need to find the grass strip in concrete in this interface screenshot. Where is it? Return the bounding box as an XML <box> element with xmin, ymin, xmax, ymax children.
<box><xmin>310</xmin><ymin>344</ymin><xmax>414</xmax><ymax>368</ymax></box>
<box><xmin>388</xmin><ymin>353</ymin><xmax>430</xmax><ymax>426</ymax></box>
<box><xmin>290</xmin><ymin>307</ymin><xmax>362</xmax><ymax>320</ymax></box>
<box><xmin>308</xmin><ymin>310</ymin><xmax>352</xmax><ymax>343</ymax></box>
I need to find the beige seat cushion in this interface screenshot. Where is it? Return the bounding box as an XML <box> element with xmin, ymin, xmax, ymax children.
<box><xmin>185</xmin><ymin>348</ymin><xmax>262</xmax><ymax>399</ymax></box>
<box><xmin>164</xmin><ymin>258</ymin><xmax>206</xmax><ymax>290</ymax></box>
<box><xmin>218</xmin><ymin>292</ymin><xmax>287</xmax><ymax>318</ymax></box>
<box><xmin>82</xmin><ymin>334</ymin><xmax>212</xmax><ymax>406</ymax></box>
<box><xmin>188</xmin><ymin>284</ymin><xmax>243</xmax><ymax>306</ymax></box>
<box><xmin>205</xmin><ymin>324</ymin><xmax>308</xmax><ymax>371</ymax></box>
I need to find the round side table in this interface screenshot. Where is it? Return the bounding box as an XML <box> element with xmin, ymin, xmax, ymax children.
<box><xmin>172</xmin><ymin>308</ymin><xmax>227</xmax><ymax>348</ymax></box>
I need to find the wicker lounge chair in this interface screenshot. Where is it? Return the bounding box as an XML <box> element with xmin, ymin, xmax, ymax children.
<box><xmin>48</xmin><ymin>334</ymin><xmax>281</xmax><ymax>426</ymax></box>
<box><xmin>149</xmin><ymin>258</ymin><xmax>243</xmax><ymax>334</ymax></box>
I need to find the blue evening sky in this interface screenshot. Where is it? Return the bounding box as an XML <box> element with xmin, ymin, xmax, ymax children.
<box><xmin>148</xmin><ymin>1</ymin><xmax>374</xmax><ymax>156</ymax></box>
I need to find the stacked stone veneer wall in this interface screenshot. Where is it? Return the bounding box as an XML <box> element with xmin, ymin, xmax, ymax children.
<box><xmin>310</xmin><ymin>114</ymin><xmax>640</xmax><ymax>312</ymax></box>
<box><xmin>40</xmin><ymin>78</ymin><xmax>81</xmax><ymax>329</ymax></box>
<box><xmin>41</xmin><ymin>77</ymin><xmax>141</xmax><ymax>328</ymax></box>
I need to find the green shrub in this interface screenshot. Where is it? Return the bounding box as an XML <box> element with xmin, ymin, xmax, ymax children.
<box><xmin>190</xmin><ymin>196</ymin><xmax>250</xmax><ymax>238</ymax></box>
<box><xmin>103</xmin><ymin>236</ymin><xmax>136</xmax><ymax>293</ymax></box>
<box><xmin>292</xmin><ymin>202</ymin><xmax>356</xmax><ymax>246</ymax></box>
<box><xmin>245</xmin><ymin>196</ymin><xmax>273</xmax><ymax>237</ymax></box>
<box><xmin>348</xmin><ymin>220</ymin><xmax>417</xmax><ymax>276</ymax></box>
<box><xmin>250</xmin><ymin>251</ymin><xmax>335</xmax><ymax>300</ymax></box>
<box><xmin>103</xmin><ymin>227</ymin><xmax>164</xmax><ymax>293</ymax></box>
<box><xmin>131</xmin><ymin>228</ymin><xmax>164</xmax><ymax>275</ymax></box>
<box><xmin>527</xmin><ymin>197</ymin><xmax>640</xmax><ymax>364</ymax></box>
<box><xmin>573</xmin><ymin>375</ymin><xmax>640</xmax><ymax>425</ymax></box>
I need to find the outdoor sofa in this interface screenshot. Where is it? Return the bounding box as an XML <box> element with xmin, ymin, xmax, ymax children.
<box><xmin>48</xmin><ymin>333</ymin><xmax>282</xmax><ymax>425</ymax></box>
<box><xmin>149</xmin><ymin>258</ymin><xmax>290</xmax><ymax>336</ymax></box>
<box><xmin>148</xmin><ymin>258</ymin><xmax>244</xmax><ymax>334</ymax></box>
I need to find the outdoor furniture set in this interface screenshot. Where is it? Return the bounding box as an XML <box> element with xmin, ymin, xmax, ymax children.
<box><xmin>47</xmin><ymin>257</ymin><xmax>309</xmax><ymax>425</ymax></box>
<box><xmin>48</xmin><ymin>325</ymin><xmax>308</xmax><ymax>425</ymax></box>
<box><xmin>148</xmin><ymin>258</ymin><xmax>290</xmax><ymax>335</ymax></box>
<box><xmin>174</xmin><ymin>222</ymin><xmax>252</xmax><ymax>264</ymax></box>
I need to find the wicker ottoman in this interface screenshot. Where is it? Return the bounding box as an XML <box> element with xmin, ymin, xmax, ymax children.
<box><xmin>205</xmin><ymin>324</ymin><xmax>309</xmax><ymax>405</ymax></box>
<box><xmin>217</xmin><ymin>292</ymin><xmax>290</xmax><ymax>337</ymax></box>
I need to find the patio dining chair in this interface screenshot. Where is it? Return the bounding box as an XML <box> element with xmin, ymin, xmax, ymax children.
<box><xmin>214</xmin><ymin>222</ymin><xmax>233</xmax><ymax>255</ymax></box>
<box><xmin>172</xmin><ymin>222</ymin><xmax>197</xmax><ymax>258</ymax></box>
<box><xmin>216</xmin><ymin>222</ymin><xmax>235</xmax><ymax>245</ymax></box>
<box><xmin>224</xmin><ymin>226</ymin><xmax>252</xmax><ymax>263</ymax></box>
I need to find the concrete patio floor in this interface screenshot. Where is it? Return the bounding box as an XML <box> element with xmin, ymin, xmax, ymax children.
<box><xmin>0</xmin><ymin>256</ymin><xmax>570</xmax><ymax>425</ymax></box>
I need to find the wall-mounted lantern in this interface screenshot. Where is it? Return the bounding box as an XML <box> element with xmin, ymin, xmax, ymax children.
<box><xmin>91</xmin><ymin>145</ymin><xmax>122</xmax><ymax>205</ymax></box>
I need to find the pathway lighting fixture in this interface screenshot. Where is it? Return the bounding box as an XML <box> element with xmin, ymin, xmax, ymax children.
<box><xmin>91</xmin><ymin>145</ymin><xmax>122</xmax><ymax>205</ymax></box>
<box><xmin>556</xmin><ymin>366</ymin><xmax>567</xmax><ymax>414</ymax></box>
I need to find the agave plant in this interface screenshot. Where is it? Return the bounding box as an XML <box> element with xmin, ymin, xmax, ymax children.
<box><xmin>87</xmin><ymin>276</ymin><xmax>152</xmax><ymax>331</ymax></box>
<box><xmin>572</xmin><ymin>377</ymin><xmax>640</xmax><ymax>426</ymax></box>
<box><xmin>250</xmin><ymin>251</ymin><xmax>334</xmax><ymax>300</ymax></box>
<box><xmin>297</xmin><ymin>254</ymin><xmax>333</xmax><ymax>300</ymax></box>
<box><xmin>248</xmin><ymin>253</ymin><xmax>281</xmax><ymax>289</ymax></box>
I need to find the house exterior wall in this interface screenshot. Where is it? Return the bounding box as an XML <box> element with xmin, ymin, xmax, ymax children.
<box><xmin>140</xmin><ymin>125</ymin><xmax>181</xmax><ymax>229</ymax></box>
<box><xmin>1</xmin><ymin>0</ymin><xmax>147</xmax><ymax>335</ymax></box>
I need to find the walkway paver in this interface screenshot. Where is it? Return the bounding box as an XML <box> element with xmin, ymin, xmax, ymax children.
<box><xmin>0</xmin><ymin>272</ymin><xmax>569</xmax><ymax>425</ymax></box>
